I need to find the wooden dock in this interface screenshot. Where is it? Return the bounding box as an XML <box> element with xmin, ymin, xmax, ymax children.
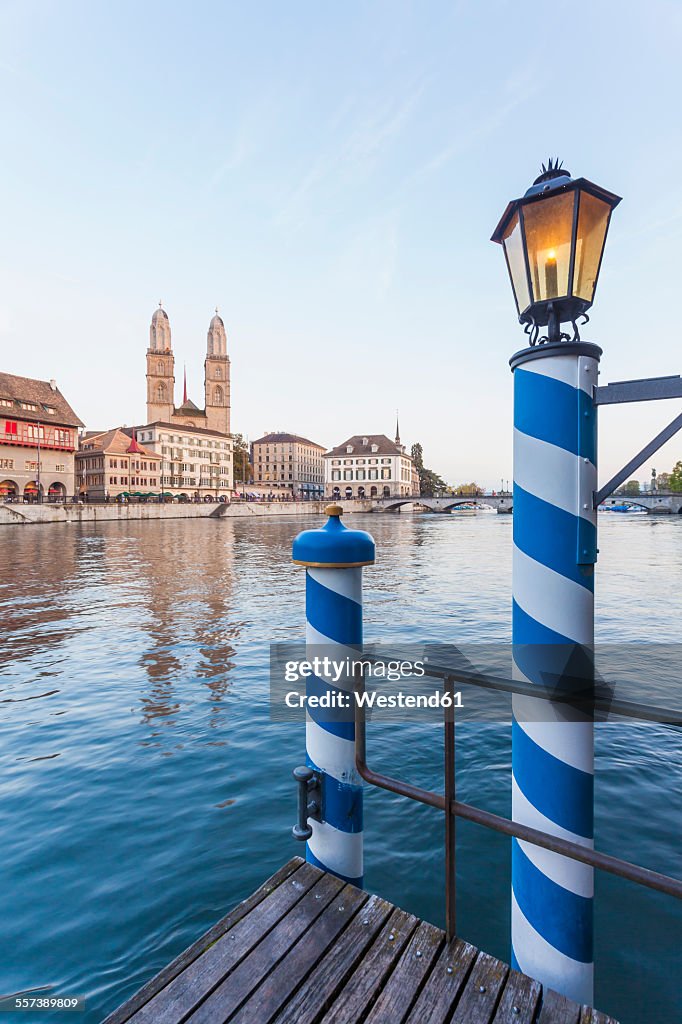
<box><xmin>103</xmin><ymin>857</ymin><xmax>618</xmax><ymax>1024</ymax></box>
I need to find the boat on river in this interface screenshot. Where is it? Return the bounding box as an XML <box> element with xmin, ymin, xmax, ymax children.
<box><xmin>598</xmin><ymin>503</ymin><xmax>647</xmax><ymax>515</ymax></box>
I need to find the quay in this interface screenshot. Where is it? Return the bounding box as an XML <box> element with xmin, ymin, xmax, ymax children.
<box><xmin>103</xmin><ymin>857</ymin><xmax>616</xmax><ymax>1024</ymax></box>
<box><xmin>0</xmin><ymin>498</ymin><xmax>373</xmax><ymax>527</ymax></box>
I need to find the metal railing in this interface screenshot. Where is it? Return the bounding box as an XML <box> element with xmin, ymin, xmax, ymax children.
<box><xmin>353</xmin><ymin>657</ymin><xmax>682</xmax><ymax>941</ymax></box>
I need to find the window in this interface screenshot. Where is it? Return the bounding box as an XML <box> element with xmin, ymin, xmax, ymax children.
<box><xmin>356</xmin><ymin>469</ymin><xmax>366</xmax><ymax>480</ymax></box>
<box><xmin>346</xmin><ymin>445</ymin><xmax>353</xmax><ymax>454</ymax></box>
<box><xmin>215</xmin><ymin>367</ymin><xmax>222</xmax><ymax>379</ymax></box>
<box><xmin>156</xmin><ymin>382</ymin><xmax>166</xmax><ymax>402</ymax></box>
<box><xmin>343</xmin><ymin>470</ymin><xmax>353</xmax><ymax>481</ymax></box>
<box><xmin>0</xmin><ymin>399</ymin><xmax>13</xmax><ymax>408</ymax></box>
<box><xmin>331</xmin><ymin>470</ymin><xmax>340</xmax><ymax>481</ymax></box>
<box><xmin>381</xmin><ymin>468</ymin><xmax>391</xmax><ymax>479</ymax></box>
<box><xmin>5</xmin><ymin>421</ymin><xmax>17</xmax><ymax>435</ymax></box>
<box><xmin>19</xmin><ymin>402</ymin><xmax>38</xmax><ymax>411</ymax></box>
<box><xmin>213</xmin><ymin>386</ymin><xmax>223</xmax><ymax>404</ymax></box>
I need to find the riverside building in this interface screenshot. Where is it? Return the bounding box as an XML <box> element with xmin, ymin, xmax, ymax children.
<box><xmin>77</xmin><ymin>429</ymin><xmax>161</xmax><ymax>501</ymax></box>
<box><xmin>0</xmin><ymin>372</ymin><xmax>83</xmax><ymax>501</ymax></box>
<box><xmin>324</xmin><ymin>424</ymin><xmax>416</xmax><ymax>499</ymax></box>
<box><xmin>251</xmin><ymin>432</ymin><xmax>325</xmax><ymax>499</ymax></box>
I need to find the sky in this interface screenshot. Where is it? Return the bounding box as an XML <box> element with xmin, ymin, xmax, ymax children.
<box><xmin>1</xmin><ymin>0</ymin><xmax>682</xmax><ymax>489</ymax></box>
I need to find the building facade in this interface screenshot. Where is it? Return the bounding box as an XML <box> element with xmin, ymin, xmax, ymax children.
<box><xmin>251</xmin><ymin>432</ymin><xmax>325</xmax><ymax>498</ymax></box>
<box><xmin>0</xmin><ymin>372</ymin><xmax>83</xmax><ymax>501</ymax></box>
<box><xmin>324</xmin><ymin>427</ymin><xmax>416</xmax><ymax>499</ymax></box>
<box><xmin>77</xmin><ymin>429</ymin><xmax>162</xmax><ymax>501</ymax></box>
<box><xmin>132</xmin><ymin>423</ymin><xmax>233</xmax><ymax>499</ymax></box>
<box><xmin>140</xmin><ymin>304</ymin><xmax>234</xmax><ymax>498</ymax></box>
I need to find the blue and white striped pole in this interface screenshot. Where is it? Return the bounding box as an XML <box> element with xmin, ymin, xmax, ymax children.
<box><xmin>511</xmin><ymin>341</ymin><xmax>600</xmax><ymax>1005</ymax></box>
<box><xmin>292</xmin><ymin>504</ymin><xmax>375</xmax><ymax>886</ymax></box>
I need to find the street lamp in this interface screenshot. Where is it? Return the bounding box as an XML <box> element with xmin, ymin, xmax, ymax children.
<box><xmin>492</xmin><ymin>161</ymin><xmax>624</xmax><ymax>1004</ymax></box>
<box><xmin>491</xmin><ymin>159</ymin><xmax>621</xmax><ymax>345</ymax></box>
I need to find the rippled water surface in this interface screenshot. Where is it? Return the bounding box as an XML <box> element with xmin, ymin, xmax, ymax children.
<box><xmin>0</xmin><ymin>514</ymin><xmax>680</xmax><ymax>1023</ymax></box>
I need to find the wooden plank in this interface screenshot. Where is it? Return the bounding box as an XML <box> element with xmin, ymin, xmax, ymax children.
<box><xmin>491</xmin><ymin>968</ymin><xmax>542</xmax><ymax>1023</ymax></box>
<box><xmin>186</xmin><ymin>871</ymin><xmax>345</xmax><ymax>1023</ymax></box>
<box><xmin>322</xmin><ymin>907</ymin><xmax>420</xmax><ymax>1024</ymax></box>
<box><xmin>449</xmin><ymin>951</ymin><xmax>509</xmax><ymax>1024</ymax></box>
<box><xmin>406</xmin><ymin>937</ymin><xmax>478</xmax><ymax>1024</ymax></box>
<box><xmin>364</xmin><ymin>920</ymin><xmax>443</xmax><ymax>1024</ymax></box>
<box><xmin>127</xmin><ymin>861</ymin><xmax>322</xmax><ymax>1024</ymax></box>
<box><xmin>536</xmin><ymin>988</ymin><xmax>581</xmax><ymax>1024</ymax></box>
<box><xmin>228</xmin><ymin>883</ymin><xmax>368</xmax><ymax>1024</ymax></box>
<box><xmin>102</xmin><ymin>857</ymin><xmax>304</xmax><ymax>1024</ymax></box>
<box><xmin>579</xmin><ymin>1008</ymin><xmax>619</xmax><ymax>1024</ymax></box>
<box><xmin>272</xmin><ymin>891</ymin><xmax>394</xmax><ymax>1024</ymax></box>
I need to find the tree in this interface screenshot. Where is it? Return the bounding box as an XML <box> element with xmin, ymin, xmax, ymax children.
<box><xmin>410</xmin><ymin>442</ymin><xmax>446</xmax><ymax>496</ymax></box>
<box><xmin>230</xmin><ymin>434</ymin><xmax>252</xmax><ymax>490</ymax></box>
<box><xmin>616</xmin><ymin>479</ymin><xmax>640</xmax><ymax>496</ymax></box>
<box><xmin>453</xmin><ymin>482</ymin><xmax>483</xmax><ymax>496</ymax></box>
<box><xmin>420</xmin><ymin>468</ymin><xmax>448</xmax><ymax>497</ymax></box>
<box><xmin>669</xmin><ymin>461</ymin><xmax>682</xmax><ymax>492</ymax></box>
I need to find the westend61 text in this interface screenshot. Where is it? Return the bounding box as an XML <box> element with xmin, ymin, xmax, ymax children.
<box><xmin>284</xmin><ymin>690</ymin><xmax>464</xmax><ymax>709</ymax></box>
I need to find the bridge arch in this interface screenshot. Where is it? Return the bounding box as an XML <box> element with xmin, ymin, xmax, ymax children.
<box><xmin>599</xmin><ymin>499</ymin><xmax>650</xmax><ymax>513</ymax></box>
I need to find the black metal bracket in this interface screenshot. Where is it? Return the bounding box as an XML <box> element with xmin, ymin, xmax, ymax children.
<box><xmin>592</xmin><ymin>373</ymin><xmax>682</xmax><ymax>507</ymax></box>
<box><xmin>292</xmin><ymin>765</ymin><xmax>321</xmax><ymax>841</ymax></box>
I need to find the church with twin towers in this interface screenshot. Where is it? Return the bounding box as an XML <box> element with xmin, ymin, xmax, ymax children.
<box><xmin>146</xmin><ymin>303</ymin><xmax>231</xmax><ymax>435</ymax></box>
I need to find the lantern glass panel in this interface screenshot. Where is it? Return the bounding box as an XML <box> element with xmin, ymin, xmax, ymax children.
<box><xmin>522</xmin><ymin>191</ymin><xmax>575</xmax><ymax>303</ymax></box>
<box><xmin>573</xmin><ymin>191</ymin><xmax>611</xmax><ymax>302</ymax></box>
<box><xmin>501</xmin><ymin>210</ymin><xmax>530</xmax><ymax>313</ymax></box>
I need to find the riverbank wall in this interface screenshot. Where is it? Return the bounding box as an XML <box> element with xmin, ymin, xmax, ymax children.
<box><xmin>0</xmin><ymin>498</ymin><xmax>374</xmax><ymax>527</ymax></box>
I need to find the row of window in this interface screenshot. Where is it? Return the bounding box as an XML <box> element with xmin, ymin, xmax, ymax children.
<box><xmin>330</xmin><ymin>457</ymin><xmax>392</xmax><ymax>466</ymax></box>
<box><xmin>160</xmin><ymin>445</ymin><xmax>231</xmax><ymax>460</ymax></box>
<box><xmin>152</xmin><ymin>363</ymin><xmax>225</xmax><ymax>380</ymax></box>
<box><xmin>151</xmin><ymin>434</ymin><xmax>230</xmax><ymax>449</ymax></box>
<box><xmin>1</xmin><ymin>460</ymin><xmax>65</xmax><ymax>471</ymax></box>
<box><xmin>4</xmin><ymin>422</ymin><xmax>72</xmax><ymax>445</ymax></box>
<box><xmin>0</xmin><ymin>400</ymin><xmax>58</xmax><ymax>414</ymax></box>
<box><xmin>330</xmin><ymin>468</ymin><xmax>392</xmax><ymax>481</ymax></box>
<box><xmin>103</xmin><ymin>477</ymin><xmax>158</xmax><ymax>487</ymax></box>
<box><xmin>154</xmin><ymin>384</ymin><xmax>226</xmax><ymax>404</ymax></box>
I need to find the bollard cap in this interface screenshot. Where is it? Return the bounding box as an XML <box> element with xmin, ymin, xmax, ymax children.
<box><xmin>292</xmin><ymin>505</ymin><xmax>375</xmax><ymax>568</ymax></box>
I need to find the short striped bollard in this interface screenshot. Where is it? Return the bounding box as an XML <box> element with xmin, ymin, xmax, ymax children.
<box><xmin>292</xmin><ymin>504</ymin><xmax>375</xmax><ymax>885</ymax></box>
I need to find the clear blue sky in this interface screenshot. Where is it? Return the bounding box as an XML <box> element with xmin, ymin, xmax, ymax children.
<box><xmin>1</xmin><ymin>0</ymin><xmax>681</xmax><ymax>487</ymax></box>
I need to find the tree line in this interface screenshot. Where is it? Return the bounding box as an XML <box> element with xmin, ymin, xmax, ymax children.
<box><xmin>616</xmin><ymin>460</ymin><xmax>682</xmax><ymax>495</ymax></box>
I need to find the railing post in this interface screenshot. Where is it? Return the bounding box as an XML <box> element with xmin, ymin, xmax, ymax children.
<box><xmin>444</xmin><ymin>675</ymin><xmax>456</xmax><ymax>942</ymax></box>
<box><xmin>292</xmin><ymin>504</ymin><xmax>375</xmax><ymax>885</ymax></box>
<box><xmin>510</xmin><ymin>341</ymin><xmax>600</xmax><ymax>1004</ymax></box>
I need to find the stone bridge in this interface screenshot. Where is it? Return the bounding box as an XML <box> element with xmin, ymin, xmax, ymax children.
<box><xmin>373</xmin><ymin>492</ymin><xmax>682</xmax><ymax>514</ymax></box>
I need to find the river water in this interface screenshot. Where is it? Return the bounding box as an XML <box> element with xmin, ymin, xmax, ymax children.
<box><xmin>0</xmin><ymin>514</ymin><xmax>680</xmax><ymax>1023</ymax></box>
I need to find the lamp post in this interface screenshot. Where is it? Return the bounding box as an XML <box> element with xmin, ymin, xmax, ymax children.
<box><xmin>492</xmin><ymin>160</ymin><xmax>620</xmax><ymax>1004</ymax></box>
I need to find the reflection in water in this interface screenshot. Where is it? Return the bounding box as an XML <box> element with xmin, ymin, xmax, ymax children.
<box><xmin>0</xmin><ymin>514</ymin><xmax>679</xmax><ymax>1024</ymax></box>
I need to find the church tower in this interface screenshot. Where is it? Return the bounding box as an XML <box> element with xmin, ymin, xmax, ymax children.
<box><xmin>146</xmin><ymin>303</ymin><xmax>175</xmax><ymax>423</ymax></box>
<box><xmin>204</xmin><ymin>310</ymin><xmax>230</xmax><ymax>434</ymax></box>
